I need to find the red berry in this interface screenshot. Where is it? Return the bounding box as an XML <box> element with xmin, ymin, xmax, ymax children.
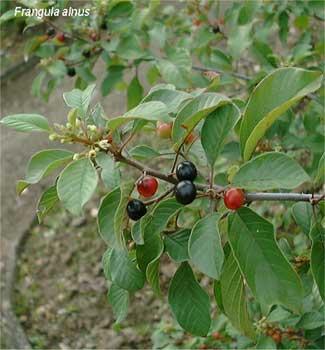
<box><xmin>271</xmin><ymin>331</ymin><xmax>282</xmax><ymax>344</ymax></box>
<box><xmin>211</xmin><ymin>331</ymin><xmax>222</xmax><ymax>340</ymax></box>
<box><xmin>224</xmin><ymin>188</ymin><xmax>245</xmax><ymax>210</ymax></box>
<box><xmin>193</xmin><ymin>18</ymin><xmax>202</xmax><ymax>27</ymax></box>
<box><xmin>157</xmin><ymin>122</ymin><xmax>172</xmax><ymax>139</ymax></box>
<box><xmin>56</xmin><ymin>32</ymin><xmax>65</xmax><ymax>42</ymax></box>
<box><xmin>185</xmin><ymin>132</ymin><xmax>197</xmax><ymax>145</ymax></box>
<box><xmin>90</xmin><ymin>31</ymin><xmax>99</xmax><ymax>41</ymax></box>
<box><xmin>137</xmin><ymin>176</ymin><xmax>158</xmax><ymax>198</ymax></box>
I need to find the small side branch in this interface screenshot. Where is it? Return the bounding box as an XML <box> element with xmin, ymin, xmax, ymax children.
<box><xmin>192</xmin><ymin>65</ymin><xmax>251</xmax><ymax>81</ymax></box>
<box><xmin>245</xmin><ymin>192</ymin><xmax>324</xmax><ymax>203</ymax></box>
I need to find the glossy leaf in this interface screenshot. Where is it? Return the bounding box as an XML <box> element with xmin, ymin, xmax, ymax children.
<box><xmin>98</xmin><ymin>187</ymin><xmax>121</xmax><ymax>246</ymax></box>
<box><xmin>63</xmin><ymin>84</ymin><xmax>96</xmax><ymax>118</ymax></box>
<box><xmin>96</xmin><ymin>153</ymin><xmax>120</xmax><ymax>190</ymax></box>
<box><xmin>314</xmin><ymin>153</ymin><xmax>325</xmax><ymax>186</ymax></box>
<box><xmin>107</xmin><ymin>101</ymin><xmax>170</xmax><ymax>131</ymax></box>
<box><xmin>127</xmin><ymin>76</ymin><xmax>144</xmax><ymax>110</ymax></box>
<box><xmin>220</xmin><ymin>249</ymin><xmax>256</xmax><ymax>339</ymax></box>
<box><xmin>0</xmin><ymin>113</ymin><xmax>50</xmax><ymax>132</ymax></box>
<box><xmin>108</xmin><ymin>283</ymin><xmax>129</xmax><ymax>324</ymax></box>
<box><xmin>168</xmin><ymin>262</ymin><xmax>211</xmax><ymax>336</ymax></box>
<box><xmin>109</xmin><ymin>248</ymin><xmax>145</xmax><ymax>292</ymax></box>
<box><xmin>310</xmin><ymin>224</ymin><xmax>325</xmax><ymax>300</ymax></box>
<box><xmin>144</xmin><ymin>198</ymin><xmax>182</xmax><ymax>234</ymax></box>
<box><xmin>57</xmin><ymin>158</ymin><xmax>98</xmax><ymax>215</ymax></box>
<box><xmin>23</xmin><ymin>149</ymin><xmax>73</xmax><ymax>184</ymax></box>
<box><xmin>228</xmin><ymin>207</ymin><xmax>303</xmax><ymax>312</ymax></box>
<box><xmin>240</xmin><ymin>68</ymin><xmax>322</xmax><ymax>161</ymax></box>
<box><xmin>165</xmin><ymin>229</ymin><xmax>190</xmax><ymax>262</ymax></box>
<box><xmin>291</xmin><ymin>202</ymin><xmax>313</xmax><ymax>235</ymax></box>
<box><xmin>201</xmin><ymin>104</ymin><xmax>240</xmax><ymax>166</ymax></box>
<box><xmin>172</xmin><ymin>92</ymin><xmax>231</xmax><ymax>150</ymax></box>
<box><xmin>136</xmin><ymin>223</ymin><xmax>164</xmax><ymax>272</ymax></box>
<box><xmin>129</xmin><ymin>145</ymin><xmax>160</xmax><ymax>160</ymax></box>
<box><xmin>114</xmin><ymin>181</ymin><xmax>134</xmax><ymax>247</ymax></box>
<box><xmin>188</xmin><ymin>213</ymin><xmax>224</xmax><ymax>279</ymax></box>
<box><xmin>232</xmin><ymin>152</ymin><xmax>310</xmax><ymax>190</ymax></box>
<box><xmin>147</xmin><ymin>251</ymin><xmax>163</xmax><ymax>295</ymax></box>
<box><xmin>142</xmin><ymin>87</ymin><xmax>192</xmax><ymax>114</ymax></box>
<box><xmin>36</xmin><ymin>185</ymin><xmax>59</xmax><ymax>223</ymax></box>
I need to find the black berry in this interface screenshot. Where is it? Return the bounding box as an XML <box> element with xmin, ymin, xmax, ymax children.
<box><xmin>176</xmin><ymin>161</ymin><xmax>197</xmax><ymax>181</ymax></box>
<box><xmin>67</xmin><ymin>67</ymin><xmax>76</xmax><ymax>77</ymax></box>
<box><xmin>212</xmin><ymin>26</ymin><xmax>220</xmax><ymax>34</ymax></box>
<box><xmin>82</xmin><ymin>49</ymin><xmax>91</xmax><ymax>58</ymax></box>
<box><xmin>127</xmin><ymin>199</ymin><xmax>147</xmax><ymax>221</ymax></box>
<box><xmin>174</xmin><ymin>180</ymin><xmax>197</xmax><ymax>205</ymax></box>
<box><xmin>46</xmin><ymin>28</ymin><xmax>55</xmax><ymax>36</ymax></box>
<box><xmin>101</xmin><ymin>21</ymin><xmax>108</xmax><ymax>30</ymax></box>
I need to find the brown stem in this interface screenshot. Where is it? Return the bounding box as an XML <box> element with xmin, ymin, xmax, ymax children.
<box><xmin>143</xmin><ymin>187</ymin><xmax>174</xmax><ymax>205</ymax></box>
<box><xmin>119</xmin><ymin>132</ymin><xmax>136</xmax><ymax>153</ymax></box>
<box><xmin>43</xmin><ymin>18</ymin><xmax>89</xmax><ymax>42</ymax></box>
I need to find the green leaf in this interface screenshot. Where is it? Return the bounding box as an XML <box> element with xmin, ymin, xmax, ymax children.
<box><xmin>156</xmin><ymin>48</ymin><xmax>191</xmax><ymax>89</ymax></box>
<box><xmin>144</xmin><ymin>198</ymin><xmax>182</xmax><ymax>234</ymax></box>
<box><xmin>131</xmin><ymin>215</ymin><xmax>148</xmax><ymax>245</ymax></box>
<box><xmin>172</xmin><ymin>92</ymin><xmax>231</xmax><ymax>150</ymax></box>
<box><xmin>63</xmin><ymin>84</ymin><xmax>96</xmax><ymax>118</ymax></box>
<box><xmin>117</xmin><ymin>35</ymin><xmax>145</xmax><ymax>60</ymax></box>
<box><xmin>232</xmin><ymin>152</ymin><xmax>310</xmax><ymax>190</ymax></box>
<box><xmin>57</xmin><ymin>158</ymin><xmax>98</xmax><ymax>215</ymax></box>
<box><xmin>107</xmin><ymin>101</ymin><xmax>170</xmax><ymax>131</ymax></box>
<box><xmin>32</xmin><ymin>71</ymin><xmax>47</xmax><ymax>98</ymax></box>
<box><xmin>114</xmin><ymin>181</ymin><xmax>134</xmax><ymax>247</ymax></box>
<box><xmin>220</xmin><ymin>249</ymin><xmax>256</xmax><ymax>339</ymax></box>
<box><xmin>129</xmin><ymin>145</ymin><xmax>160</xmax><ymax>160</ymax></box>
<box><xmin>147</xmin><ymin>251</ymin><xmax>163</xmax><ymax>295</ymax></box>
<box><xmin>156</xmin><ymin>60</ymin><xmax>190</xmax><ymax>89</ymax></box>
<box><xmin>296</xmin><ymin>311</ymin><xmax>325</xmax><ymax>330</ymax></box>
<box><xmin>201</xmin><ymin>104</ymin><xmax>240</xmax><ymax>166</ymax></box>
<box><xmin>16</xmin><ymin>181</ymin><xmax>29</xmax><ymax>195</ymax></box>
<box><xmin>127</xmin><ymin>76</ymin><xmax>144</xmax><ymax>110</ymax></box>
<box><xmin>23</xmin><ymin>149</ymin><xmax>73</xmax><ymax>185</ymax></box>
<box><xmin>47</xmin><ymin>60</ymin><xmax>67</xmax><ymax>78</ymax></box>
<box><xmin>164</xmin><ymin>229</ymin><xmax>191</xmax><ymax>262</ymax></box>
<box><xmin>168</xmin><ymin>262</ymin><xmax>211</xmax><ymax>336</ymax></box>
<box><xmin>108</xmin><ymin>0</ymin><xmax>134</xmax><ymax>17</ymax></box>
<box><xmin>188</xmin><ymin>213</ymin><xmax>224</xmax><ymax>279</ymax></box>
<box><xmin>0</xmin><ymin>113</ymin><xmax>50</xmax><ymax>132</ymax></box>
<box><xmin>36</xmin><ymin>185</ymin><xmax>59</xmax><ymax>223</ymax></box>
<box><xmin>101</xmin><ymin>66</ymin><xmax>124</xmax><ymax>96</ymax></box>
<box><xmin>314</xmin><ymin>153</ymin><xmax>325</xmax><ymax>186</ymax></box>
<box><xmin>96</xmin><ymin>153</ymin><xmax>120</xmax><ymax>189</ymax></box>
<box><xmin>142</xmin><ymin>87</ymin><xmax>192</xmax><ymax>114</ymax></box>
<box><xmin>75</xmin><ymin>66</ymin><xmax>96</xmax><ymax>83</ymax></box>
<box><xmin>228</xmin><ymin>207</ymin><xmax>303</xmax><ymax>313</ymax></box>
<box><xmin>240</xmin><ymin>68</ymin><xmax>322</xmax><ymax>161</ymax></box>
<box><xmin>90</xmin><ymin>103</ymin><xmax>107</xmax><ymax>128</ymax></box>
<box><xmin>102</xmin><ymin>248</ymin><xmax>112</xmax><ymax>280</ymax></box>
<box><xmin>98</xmin><ymin>187</ymin><xmax>121</xmax><ymax>246</ymax></box>
<box><xmin>109</xmin><ymin>248</ymin><xmax>145</xmax><ymax>292</ymax></box>
<box><xmin>136</xmin><ymin>224</ymin><xmax>164</xmax><ymax>272</ymax></box>
<box><xmin>108</xmin><ymin>283</ymin><xmax>129</xmax><ymax>324</ymax></box>
<box><xmin>0</xmin><ymin>9</ymin><xmax>20</xmax><ymax>24</ymax></box>
<box><xmin>310</xmin><ymin>224</ymin><xmax>325</xmax><ymax>300</ymax></box>
<box><xmin>238</xmin><ymin>0</ymin><xmax>259</xmax><ymax>25</ymax></box>
<box><xmin>291</xmin><ymin>202</ymin><xmax>313</xmax><ymax>235</ymax></box>
<box><xmin>255</xmin><ymin>335</ymin><xmax>276</xmax><ymax>349</ymax></box>
<box><xmin>279</xmin><ymin>11</ymin><xmax>289</xmax><ymax>45</ymax></box>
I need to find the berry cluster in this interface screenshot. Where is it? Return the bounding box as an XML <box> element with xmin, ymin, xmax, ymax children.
<box><xmin>126</xmin><ymin>158</ymin><xmax>246</xmax><ymax>221</ymax></box>
<box><xmin>174</xmin><ymin>161</ymin><xmax>197</xmax><ymax>205</ymax></box>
